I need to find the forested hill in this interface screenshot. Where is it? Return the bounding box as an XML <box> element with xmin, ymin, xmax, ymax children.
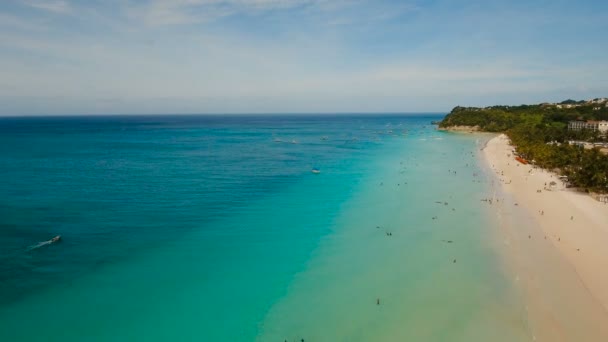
<box><xmin>439</xmin><ymin>101</ymin><xmax>608</xmax><ymax>132</ymax></box>
<box><xmin>438</xmin><ymin>99</ymin><xmax>608</xmax><ymax>194</ymax></box>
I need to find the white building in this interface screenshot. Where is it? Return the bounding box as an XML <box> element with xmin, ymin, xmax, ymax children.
<box><xmin>589</xmin><ymin>98</ymin><xmax>608</xmax><ymax>104</ymax></box>
<box><xmin>569</xmin><ymin>121</ymin><xmax>590</xmax><ymax>130</ymax></box>
<box><xmin>568</xmin><ymin>120</ymin><xmax>608</xmax><ymax>134</ymax></box>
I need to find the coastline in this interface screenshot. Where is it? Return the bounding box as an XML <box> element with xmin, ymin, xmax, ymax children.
<box><xmin>437</xmin><ymin>125</ymin><xmax>480</xmax><ymax>132</ymax></box>
<box><xmin>482</xmin><ymin>134</ymin><xmax>608</xmax><ymax>341</ymax></box>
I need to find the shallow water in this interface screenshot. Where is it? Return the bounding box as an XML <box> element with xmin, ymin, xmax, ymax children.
<box><xmin>0</xmin><ymin>115</ymin><xmax>531</xmax><ymax>341</ymax></box>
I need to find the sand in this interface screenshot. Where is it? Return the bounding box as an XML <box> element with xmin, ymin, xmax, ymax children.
<box><xmin>482</xmin><ymin>133</ymin><xmax>608</xmax><ymax>341</ymax></box>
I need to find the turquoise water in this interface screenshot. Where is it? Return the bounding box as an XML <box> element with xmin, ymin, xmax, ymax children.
<box><xmin>0</xmin><ymin>115</ymin><xmax>530</xmax><ymax>341</ymax></box>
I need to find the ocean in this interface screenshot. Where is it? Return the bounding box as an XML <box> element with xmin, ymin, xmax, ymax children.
<box><xmin>0</xmin><ymin>114</ymin><xmax>531</xmax><ymax>341</ymax></box>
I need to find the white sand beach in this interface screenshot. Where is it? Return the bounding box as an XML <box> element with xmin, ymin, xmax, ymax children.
<box><xmin>483</xmin><ymin>134</ymin><xmax>608</xmax><ymax>341</ymax></box>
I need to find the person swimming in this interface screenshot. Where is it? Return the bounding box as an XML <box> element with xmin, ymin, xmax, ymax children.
<box><xmin>28</xmin><ymin>235</ymin><xmax>61</xmax><ymax>251</ymax></box>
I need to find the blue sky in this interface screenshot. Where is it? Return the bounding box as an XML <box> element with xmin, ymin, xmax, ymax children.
<box><xmin>0</xmin><ymin>0</ymin><xmax>607</xmax><ymax>115</ymax></box>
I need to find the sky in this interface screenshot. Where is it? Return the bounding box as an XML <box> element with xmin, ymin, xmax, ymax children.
<box><xmin>0</xmin><ymin>0</ymin><xmax>607</xmax><ymax>115</ymax></box>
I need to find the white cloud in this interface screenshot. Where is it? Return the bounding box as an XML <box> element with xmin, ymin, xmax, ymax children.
<box><xmin>0</xmin><ymin>13</ymin><xmax>49</xmax><ymax>31</ymax></box>
<box><xmin>128</xmin><ymin>0</ymin><xmax>354</xmax><ymax>26</ymax></box>
<box><xmin>128</xmin><ymin>0</ymin><xmax>291</xmax><ymax>26</ymax></box>
<box><xmin>22</xmin><ymin>0</ymin><xmax>72</xmax><ymax>14</ymax></box>
<box><xmin>2</xmin><ymin>21</ymin><xmax>606</xmax><ymax>114</ymax></box>
<box><xmin>1</xmin><ymin>0</ymin><xmax>606</xmax><ymax>115</ymax></box>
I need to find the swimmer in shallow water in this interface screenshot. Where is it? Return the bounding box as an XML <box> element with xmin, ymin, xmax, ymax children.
<box><xmin>28</xmin><ymin>235</ymin><xmax>61</xmax><ymax>250</ymax></box>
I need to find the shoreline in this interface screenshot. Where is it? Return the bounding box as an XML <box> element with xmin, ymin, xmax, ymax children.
<box><xmin>437</xmin><ymin>125</ymin><xmax>480</xmax><ymax>132</ymax></box>
<box><xmin>482</xmin><ymin>134</ymin><xmax>608</xmax><ymax>341</ymax></box>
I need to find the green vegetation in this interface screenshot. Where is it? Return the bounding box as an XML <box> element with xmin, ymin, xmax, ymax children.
<box><xmin>439</xmin><ymin>101</ymin><xmax>608</xmax><ymax>193</ymax></box>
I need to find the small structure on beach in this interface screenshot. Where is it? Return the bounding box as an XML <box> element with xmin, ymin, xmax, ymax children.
<box><xmin>515</xmin><ymin>156</ymin><xmax>528</xmax><ymax>165</ymax></box>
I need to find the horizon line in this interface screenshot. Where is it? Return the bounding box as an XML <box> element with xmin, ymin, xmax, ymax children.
<box><xmin>0</xmin><ymin>112</ymin><xmax>448</xmax><ymax>118</ymax></box>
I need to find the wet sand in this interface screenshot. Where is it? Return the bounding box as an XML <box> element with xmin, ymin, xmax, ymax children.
<box><xmin>482</xmin><ymin>134</ymin><xmax>608</xmax><ymax>341</ymax></box>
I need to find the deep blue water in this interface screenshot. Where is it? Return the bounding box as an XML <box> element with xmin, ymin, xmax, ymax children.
<box><xmin>1</xmin><ymin>114</ymin><xmax>431</xmax><ymax>302</ymax></box>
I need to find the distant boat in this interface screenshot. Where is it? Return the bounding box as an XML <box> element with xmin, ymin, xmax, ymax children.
<box><xmin>27</xmin><ymin>235</ymin><xmax>61</xmax><ymax>251</ymax></box>
<box><xmin>311</xmin><ymin>168</ymin><xmax>321</xmax><ymax>174</ymax></box>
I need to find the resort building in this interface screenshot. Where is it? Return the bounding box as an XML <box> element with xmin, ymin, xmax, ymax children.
<box><xmin>569</xmin><ymin>121</ymin><xmax>589</xmax><ymax>131</ymax></box>
<box><xmin>568</xmin><ymin>120</ymin><xmax>608</xmax><ymax>134</ymax></box>
<box><xmin>588</xmin><ymin>98</ymin><xmax>608</xmax><ymax>104</ymax></box>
